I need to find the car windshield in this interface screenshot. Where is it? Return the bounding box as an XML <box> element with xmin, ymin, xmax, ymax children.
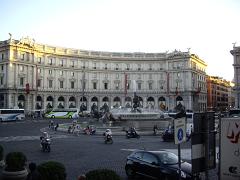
<box><xmin>157</xmin><ymin>152</ymin><xmax>179</xmax><ymax>165</ymax></box>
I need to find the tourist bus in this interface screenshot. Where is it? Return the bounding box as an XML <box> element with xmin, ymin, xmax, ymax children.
<box><xmin>45</xmin><ymin>108</ymin><xmax>79</xmax><ymax>119</ymax></box>
<box><xmin>0</xmin><ymin>109</ymin><xmax>25</xmax><ymax>122</ymax></box>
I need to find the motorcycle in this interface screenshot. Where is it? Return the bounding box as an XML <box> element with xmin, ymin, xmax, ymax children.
<box><xmin>40</xmin><ymin>137</ymin><xmax>51</xmax><ymax>152</ymax></box>
<box><xmin>126</xmin><ymin>130</ymin><xmax>140</xmax><ymax>139</ymax></box>
<box><xmin>104</xmin><ymin>134</ymin><xmax>113</xmax><ymax>144</ymax></box>
<box><xmin>83</xmin><ymin>126</ymin><xmax>96</xmax><ymax>135</ymax></box>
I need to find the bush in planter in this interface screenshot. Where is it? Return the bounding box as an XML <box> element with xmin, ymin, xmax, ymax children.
<box><xmin>5</xmin><ymin>152</ymin><xmax>27</xmax><ymax>171</ymax></box>
<box><xmin>37</xmin><ymin>161</ymin><xmax>66</xmax><ymax>180</ymax></box>
<box><xmin>85</xmin><ymin>169</ymin><xmax>121</xmax><ymax>180</ymax></box>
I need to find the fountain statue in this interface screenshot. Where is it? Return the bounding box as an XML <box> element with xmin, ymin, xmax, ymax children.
<box><xmin>109</xmin><ymin>80</ymin><xmax>172</xmax><ymax>130</ymax></box>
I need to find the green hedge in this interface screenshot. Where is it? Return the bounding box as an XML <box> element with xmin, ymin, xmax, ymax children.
<box><xmin>85</xmin><ymin>169</ymin><xmax>120</xmax><ymax>180</ymax></box>
<box><xmin>0</xmin><ymin>145</ymin><xmax>3</xmax><ymax>161</ymax></box>
<box><xmin>5</xmin><ymin>152</ymin><xmax>27</xmax><ymax>171</ymax></box>
<box><xmin>37</xmin><ymin>161</ymin><xmax>66</xmax><ymax>180</ymax></box>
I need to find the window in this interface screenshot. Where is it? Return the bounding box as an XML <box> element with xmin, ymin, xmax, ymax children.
<box><xmin>60</xmin><ymin>71</ymin><xmax>63</xmax><ymax>76</ymax></box>
<box><xmin>0</xmin><ymin>76</ymin><xmax>3</xmax><ymax>85</ymax></box>
<box><xmin>126</xmin><ymin>64</ymin><xmax>130</xmax><ymax>70</ymax></box>
<box><xmin>116</xmin><ymin>74</ymin><xmax>119</xmax><ymax>79</ymax></box>
<box><xmin>82</xmin><ymin>82</ymin><xmax>86</xmax><ymax>90</ymax></box>
<box><xmin>38</xmin><ymin>57</ymin><xmax>41</xmax><ymax>64</ymax></box>
<box><xmin>105</xmin><ymin>64</ymin><xmax>107</xmax><ymax>70</ymax></box>
<box><xmin>71</xmin><ymin>81</ymin><xmax>74</xmax><ymax>89</ymax></box>
<box><xmin>71</xmin><ymin>61</ymin><xmax>74</xmax><ymax>67</ymax></box>
<box><xmin>21</xmin><ymin>53</ymin><xmax>25</xmax><ymax>60</ymax></box>
<box><xmin>149</xmin><ymin>74</ymin><xmax>152</xmax><ymax>79</ymax></box>
<box><xmin>37</xmin><ymin>79</ymin><xmax>41</xmax><ymax>87</ymax></box>
<box><xmin>49</xmin><ymin>58</ymin><xmax>53</xmax><ymax>65</ymax></box>
<box><xmin>104</xmin><ymin>83</ymin><xmax>108</xmax><ymax>90</ymax></box>
<box><xmin>143</xmin><ymin>153</ymin><xmax>158</xmax><ymax>164</ymax></box>
<box><xmin>149</xmin><ymin>64</ymin><xmax>152</xmax><ymax>70</ymax></box>
<box><xmin>71</xmin><ymin>72</ymin><xmax>74</xmax><ymax>76</ymax></box>
<box><xmin>93</xmin><ymin>82</ymin><xmax>97</xmax><ymax>89</ymax></box>
<box><xmin>1</xmin><ymin>54</ymin><xmax>4</xmax><ymax>60</ymax></box>
<box><xmin>49</xmin><ymin>80</ymin><xmax>53</xmax><ymax>88</ymax></box>
<box><xmin>20</xmin><ymin>77</ymin><xmax>24</xmax><ymax>86</ymax></box>
<box><xmin>1</xmin><ymin>65</ymin><xmax>3</xmax><ymax>71</ymax></box>
<box><xmin>93</xmin><ymin>73</ymin><xmax>97</xmax><ymax>78</ymax></box>
<box><xmin>177</xmin><ymin>73</ymin><xmax>180</xmax><ymax>77</ymax></box>
<box><xmin>19</xmin><ymin>65</ymin><xmax>24</xmax><ymax>72</ymax></box>
<box><xmin>60</xmin><ymin>81</ymin><xmax>63</xmax><ymax>88</ymax></box>
<box><xmin>115</xmin><ymin>64</ymin><xmax>119</xmax><ymax>70</ymax></box>
<box><xmin>49</xmin><ymin>70</ymin><xmax>52</xmax><ymax>75</ymax></box>
<box><xmin>115</xmin><ymin>83</ymin><xmax>119</xmax><ymax>90</ymax></box>
<box><xmin>138</xmin><ymin>83</ymin><xmax>141</xmax><ymax>90</ymax></box>
<box><xmin>93</xmin><ymin>62</ymin><xmax>96</xmax><ymax>69</ymax></box>
<box><xmin>133</xmin><ymin>152</ymin><xmax>143</xmax><ymax>160</ymax></box>
<box><xmin>149</xmin><ymin>83</ymin><xmax>153</xmax><ymax>90</ymax></box>
<box><xmin>138</xmin><ymin>64</ymin><xmax>141</xmax><ymax>71</ymax></box>
<box><xmin>60</xmin><ymin>59</ymin><xmax>64</xmax><ymax>66</ymax></box>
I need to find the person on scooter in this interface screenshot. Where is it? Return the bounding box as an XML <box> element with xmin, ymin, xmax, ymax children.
<box><xmin>129</xmin><ymin>127</ymin><xmax>137</xmax><ymax>136</ymax></box>
<box><xmin>40</xmin><ymin>131</ymin><xmax>50</xmax><ymax>149</ymax></box>
<box><xmin>104</xmin><ymin>129</ymin><xmax>113</xmax><ymax>143</ymax></box>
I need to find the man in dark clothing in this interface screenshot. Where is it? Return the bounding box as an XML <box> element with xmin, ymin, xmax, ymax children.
<box><xmin>27</xmin><ymin>162</ymin><xmax>41</xmax><ymax>180</ymax></box>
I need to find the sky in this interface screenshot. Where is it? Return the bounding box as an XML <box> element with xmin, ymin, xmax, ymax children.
<box><xmin>1</xmin><ymin>0</ymin><xmax>239</xmax><ymax>81</ymax></box>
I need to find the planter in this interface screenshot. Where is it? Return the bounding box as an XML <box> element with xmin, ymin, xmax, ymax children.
<box><xmin>1</xmin><ymin>168</ymin><xmax>28</xmax><ymax>180</ymax></box>
<box><xmin>0</xmin><ymin>159</ymin><xmax>5</xmax><ymax>168</ymax></box>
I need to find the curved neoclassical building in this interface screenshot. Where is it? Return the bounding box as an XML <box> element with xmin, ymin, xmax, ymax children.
<box><xmin>0</xmin><ymin>37</ymin><xmax>207</xmax><ymax>112</ymax></box>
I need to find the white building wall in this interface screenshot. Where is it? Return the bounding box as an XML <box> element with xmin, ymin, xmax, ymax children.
<box><xmin>0</xmin><ymin>37</ymin><xmax>208</xmax><ymax>112</ymax></box>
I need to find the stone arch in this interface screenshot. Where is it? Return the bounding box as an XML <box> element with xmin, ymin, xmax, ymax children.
<box><xmin>147</xmin><ymin>96</ymin><xmax>155</xmax><ymax>109</ymax></box>
<box><xmin>36</xmin><ymin>95</ymin><xmax>43</xmax><ymax>109</ymax></box>
<box><xmin>80</xmin><ymin>96</ymin><xmax>88</xmax><ymax>110</ymax></box>
<box><xmin>46</xmin><ymin>96</ymin><xmax>53</xmax><ymax>109</ymax></box>
<box><xmin>58</xmin><ymin>96</ymin><xmax>65</xmax><ymax>109</ymax></box>
<box><xmin>69</xmin><ymin>96</ymin><xmax>76</xmax><ymax>108</ymax></box>
<box><xmin>102</xmin><ymin>96</ymin><xmax>109</xmax><ymax>106</ymax></box>
<box><xmin>91</xmin><ymin>96</ymin><xmax>98</xmax><ymax>112</ymax></box>
<box><xmin>158</xmin><ymin>96</ymin><xmax>166</xmax><ymax>110</ymax></box>
<box><xmin>18</xmin><ymin>95</ymin><xmax>25</xmax><ymax>109</ymax></box>
<box><xmin>176</xmin><ymin>96</ymin><xmax>183</xmax><ymax>105</ymax></box>
<box><xmin>125</xmin><ymin>96</ymin><xmax>132</xmax><ymax>108</ymax></box>
<box><xmin>113</xmin><ymin>96</ymin><xmax>121</xmax><ymax>108</ymax></box>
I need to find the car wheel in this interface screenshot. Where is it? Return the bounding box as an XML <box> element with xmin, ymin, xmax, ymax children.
<box><xmin>51</xmin><ymin>115</ymin><xmax>55</xmax><ymax>118</ymax></box>
<box><xmin>69</xmin><ymin>115</ymin><xmax>72</xmax><ymax>119</ymax></box>
<box><xmin>125</xmin><ymin>166</ymin><xmax>135</xmax><ymax>179</ymax></box>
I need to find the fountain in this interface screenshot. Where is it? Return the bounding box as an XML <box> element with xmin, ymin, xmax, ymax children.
<box><xmin>109</xmin><ymin>80</ymin><xmax>172</xmax><ymax>130</ymax></box>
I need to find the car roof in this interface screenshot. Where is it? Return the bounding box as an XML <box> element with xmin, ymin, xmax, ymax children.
<box><xmin>131</xmin><ymin>150</ymin><xmax>171</xmax><ymax>155</ymax></box>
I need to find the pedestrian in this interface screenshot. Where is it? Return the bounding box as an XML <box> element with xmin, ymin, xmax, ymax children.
<box><xmin>26</xmin><ymin>162</ymin><xmax>41</xmax><ymax>180</ymax></box>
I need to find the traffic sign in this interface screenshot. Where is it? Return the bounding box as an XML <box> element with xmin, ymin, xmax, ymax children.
<box><xmin>174</xmin><ymin>118</ymin><xmax>186</xmax><ymax>144</ymax></box>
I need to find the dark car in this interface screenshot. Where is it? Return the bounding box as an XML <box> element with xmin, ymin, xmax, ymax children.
<box><xmin>125</xmin><ymin>150</ymin><xmax>197</xmax><ymax>180</ymax></box>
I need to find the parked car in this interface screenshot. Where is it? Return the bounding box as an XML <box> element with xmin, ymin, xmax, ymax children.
<box><xmin>125</xmin><ymin>150</ymin><xmax>198</xmax><ymax>180</ymax></box>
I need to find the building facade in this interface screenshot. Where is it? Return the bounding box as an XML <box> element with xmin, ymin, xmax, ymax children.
<box><xmin>230</xmin><ymin>44</ymin><xmax>240</xmax><ymax>108</ymax></box>
<box><xmin>0</xmin><ymin>37</ymin><xmax>207</xmax><ymax>112</ymax></box>
<box><xmin>206</xmin><ymin>76</ymin><xmax>234</xmax><ymax>111</ymax></box>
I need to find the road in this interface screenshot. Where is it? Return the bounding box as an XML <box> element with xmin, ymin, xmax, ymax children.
<box><xmin>0</xmin><ymin>118</ymin><xmax>216</xmax><ymax>180</ymax></box>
